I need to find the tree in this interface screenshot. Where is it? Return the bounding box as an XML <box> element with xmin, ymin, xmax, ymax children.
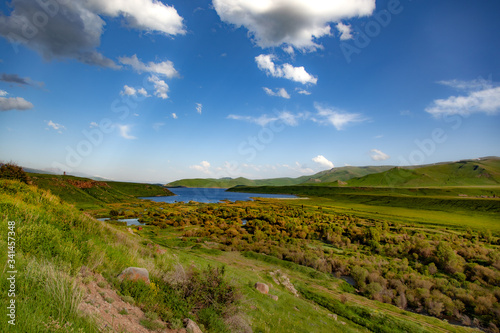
<box><xmin>0</xmin><ymin>162</ymin><xmax>30</xmax><ymax>184</ymax></box>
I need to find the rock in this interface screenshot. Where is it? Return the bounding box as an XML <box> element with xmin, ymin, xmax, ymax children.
<box><xmin>327</xmin><ymin>313</ymin><xmax>337</xmax><ymax>320</ymax></box>
<box><xmin>156</xmin><ymin>248</ymin><xmax>167</xmax><ymax>255</ymax></box>
<box><xmin>268</xmin><ymin>294</ymin><xmax>278</xmax><ymax>301</ymax></box>
<box><xmin>254</xmin><ymin>282</ymin><xmax>269</xmax><ymax>294</ymax></box>
<box><xmin>184</xmin><ymin>318</ymin><xmax>203</xmax><ymax>333</ymax></box>
<box><xmin>269</xmin><ymin>270</ymin><xmax>299</xmax><ymax>297</ymax></box>
<box><xmin>117</xmin><ymin>267</ymin><xmax>150</xmax><ymax>284</ymax></box>
<box><xmin>294</xmin><ymin>306</ymin><xmax>300</xmax><ymax>311</ymax></box>
<box><xmin>127</xmin><ymin>227</ymin><xmax>134</xmax><ymax>234</ymax></box>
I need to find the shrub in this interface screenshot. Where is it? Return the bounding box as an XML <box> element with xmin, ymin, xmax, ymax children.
<box><xmin>0</xmin><ymin>162</ymin><xmax>30</xmax><ymax>184</ymax></box>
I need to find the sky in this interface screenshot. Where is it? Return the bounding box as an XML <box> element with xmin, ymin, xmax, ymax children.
<box><xmin>0</xmin><ymin>0</ymin><xmax>499</xmax><ymax>183</ymax></box>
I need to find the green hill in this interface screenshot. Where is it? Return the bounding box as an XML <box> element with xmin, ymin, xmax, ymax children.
<box><xmin>345</xmin><ymin>157</ymin><xmax>500</xmax><ymax>187</ymax></box>
<box><xmin>167</xmin><ymin>175</ymin><xmax>311</xmax><ymax>188</ymax></box>
<box><xmin>167</xmin><ymin>166</ymin><xmax>393</xmax><ymax>188</ymax></box>
<box><xmin>28</xmin><ymin>173</ymin><xmax>173</xmax><ymax>208</ymax></box>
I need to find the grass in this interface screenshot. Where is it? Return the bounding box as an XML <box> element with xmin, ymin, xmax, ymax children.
<box><xmin>1</xmin><ymin>178</ymin><xmax>493</xmax><ymax>333</ymax></box>
<box><xmin>28</xmin><ymin>173</ymin><xmax>173</xmax><ymax>209</ymax></box>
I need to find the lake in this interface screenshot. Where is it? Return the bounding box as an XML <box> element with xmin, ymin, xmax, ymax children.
<box><xmin>141</xmin><ymin>187</ymin><xmax>297</xmax><ymax>203</ymax></box>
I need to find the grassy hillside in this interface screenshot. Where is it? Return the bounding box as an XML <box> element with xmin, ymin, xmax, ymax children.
<box><xmin>28</xmin><ymin>173</ymin><xmax>173</xmax><ymax>208</ymax></box>
<box><xmin>167</xmin><ymin>176</ymin><xmax>310</xmax><ymax>188</ymax></box>
<box><xmin>301</xmin><ymin>166</ymin><xmax>394</xmax><ymax>184</ymax></box>
<box><xmin>168</xmin><ymin>157</ymin><xmax>500</xmax><ymax>188</ymax></box>
<box><xmin>344</xmin><ymin>158</ymin><xmax>500</xmax><ymax>187</ymax></box>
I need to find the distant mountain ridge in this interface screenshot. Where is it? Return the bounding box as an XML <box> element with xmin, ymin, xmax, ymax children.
<box><xmin>167</xmin><ymin>157</ymin><xmax>500</xmax><ymax>188</ymax></box>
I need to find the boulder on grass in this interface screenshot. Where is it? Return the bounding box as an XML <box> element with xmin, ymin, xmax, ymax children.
<box><xmin>184</xmin><ymin>318</ymin><xmax>203</xmax><ymax>333</ymax></box>
<box><xmin>117</xmin><ymin>267</ymin><xmax>150</xmax><ymax>284</ymax></box>
<box><xmin>255</xmin><ymin>282</ymin><xmax>269</xmax><ymax>294</ymax></box>
<box><xmin>268</xmin><ymin>294</ymin><xmax>278</xmax><ymax>301</ymax></box>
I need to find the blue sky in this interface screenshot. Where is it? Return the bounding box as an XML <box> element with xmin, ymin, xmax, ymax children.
<box><xmin>0</xmin><ymin>0</ymin><xmax>499</xmax><ymax>183</ymax></box>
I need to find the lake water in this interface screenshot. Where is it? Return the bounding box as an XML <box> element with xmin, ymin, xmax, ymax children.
<box><xmin>97</xmin><ymin>218</ymin><xmax>143</xmax><ymax>226</ymax></box>
<box><xmin>141</xmin><ymin>187</ymin><xmax>297</xmax><ymax>203</ymax></box>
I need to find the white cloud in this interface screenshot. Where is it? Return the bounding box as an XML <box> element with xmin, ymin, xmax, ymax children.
<box><xmin>296</xmin><ymin>88</ymin><xmax>311</xmax><ymax>95</ymax></box>
<box><xmin>137</xmin><ymin>88</ymin><xmax>149</xmax><ymax>96</ymax></box>
<box><xmin>312</xmin><ymin>155</ymin><xmax>334</xmax><ymax>169</ymax></box>
<box><xmin>370</xmin><ymin>149</ymin><xmax>390</xmax><ymax>161</ymax></box>
<box><xmin>0</xmin><ymin>90</ymin><xmax>8</xmax><ymax>96</ymax></box>
<box><xmin>148</xmin><ymin>75</ymin><xmax>169</xmax><ymax>99</ymax></box>
<box><xmin>255</xmin><ymin>54</ymin><xmax>317</xmax><ymax>85</ymax></box>
<box><xmin>196</xmin><ymin>103</ymin><xmax>203</xmax><ymax>114</ymax></box>
<box><xmin>213</xmin><ymin>0</ymin><xmax>375</xmax><ymax>50</ymax></box>
<box><xmin>425</xmin><ymin>80</ymin><xmax>500</xmax><ymax>117</ymax></box>
<box><xmin>228</xmin><ymin>111</ymin><xmax>305</xmax><ymax>127</ymax></box>
<box><xmin>283</xmin><ymin>45</ymin><xmax>295</xmax><ymax>55</ymax></box>
<box><xmin>190</xmin><ymin>161</ymin><xmax>211</xmax><ymax>174</ymax></box>
<box><xmin>263</xmin><ymin>87</ymin><xmax>290</xmax><ymax>99</ymax></box>
<box><xmin>336</xmin><ymin>22</ymin><xmax>353</xmax><ymax>40</ymax></box>
<box><xmin>84</xmin><ymin>0</ymin><xmax>185</xmax><ymax>36</ymax></box>
<box><xmin>118</xmin><ymin>125</ymin><xmax>136</xmax><ymax>140</ymax></box>
<box><xmin>0</xmin><ymin>0</ymin><xmax>185</xmax><ymax>68</ymax></box>
<box><xmin>121</xmin><ymin>85</ymin><xmax>137</xmax><ymax>96</ymax></box>
<box><xmin>171</xmin><ymin>113</ymin><xmax>178</xmax><ymax>119</ymax></box>
<box><xmin>0</xmin><ymin>96</ymin><xmax>34</xmax><ymax>111</ymax></box>
<box><xmin>45</xmin><ymin>120</ymin><xmax>65</xmax><ymax>134</ymax></box>
<box><xmin>284</xmin><ymin>162</ymin><xmax>314</xmax><ymax>175</ymax></box>
<box><xmin>437</xmin><ymin>78</ymin><xmax>492</xmax><ymax>91</ymax></box>
<box><xmin>400</xmin><ymin>110</ymin><xmax>412</xmax><ymax>116</ymax></box>
<box><xmin>313</xmin><ymin>104</ymin><xmax>366</xmax><ymax>130</ymax></box>
<box><xmin>89</xmin><ymin>122</ymin><xmax>99</xmax><ymax>128</ymax></box>
<box><xmin>120</xmin><ymin>85</ymin><xmax>150</xmax><ymax>97</ymax></box>
<box><xmin>119</xmin><ymin>55</ymin><xmax>179</xmax><ymax>78</ymax></box>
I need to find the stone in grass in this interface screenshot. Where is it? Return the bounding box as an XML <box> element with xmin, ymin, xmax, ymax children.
<box><xmin>184</xmin><ymin>318</ymin><xmax>203</xmax><ymax>333</ymax></box>
<box><xmin>268</xmin><ymin>294</ymin><xmax>278</xmax><ymax>301</ymax></box>
<box><xmin>254</xmin><ymin>282</ymin><xmax>269</xmax><ymax>294</ymax></box>
<box><xmin>117</xmin><ymin>267</ymin><xmax>150</xmax><ymax>284</ymax></box>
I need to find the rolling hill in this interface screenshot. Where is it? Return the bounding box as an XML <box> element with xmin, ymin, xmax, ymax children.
<box><xmin>28</xmin><ymin>173</ymin><xmax>173</xmax><ymax>208</ymax></box>
<box><xmin>343</xmin><ymin>157</ymin><xmax>500</xmax><ymax>187</ymax></box>
<box><xmin>168</xmin><ymin>157</ymin><xmax>500</xmax><ymax>188</ymax></box>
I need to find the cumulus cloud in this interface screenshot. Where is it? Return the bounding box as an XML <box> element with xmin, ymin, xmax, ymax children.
<box><xmin>119</xmin><ymin>55</ymin><xmax>179</xmax><ymax>78</ymax></box>
<box><xmin>336</xmin><ymin>22</ymin><xmax>353</xmax><ymax>40</ymax></box>
<box><xmin>263</xmin><ymin>87</ymin><xmax>290</xmax><ymax>99</ymax></box>
<box><xmin>171</xmin><ymin>113</ymin><xmax>178</xmax><ymax>119</ymax></box>
<box><xmin>296</xmin><ymin>88</ymin><xmax>311</xmax><ymax>95</ymax></box>
<box><xmin>255</xmin><ymin>54</ymin><xmax>317</xmax><ymax>84</ymax></box>
<box><xmin>118</xmin><ymin>125</ymin><xmax>136</xmax><ymax>140</ymax></box>
<box><xmin>190</xmin><ymin>161</ymin><xmax>211</xmax><ymax>174</ymax></box>
<box><xmin>312</xmin><ymin>155</ymin><xmax>334</xmax><ymax>169</ymax></box>
<box><xmin>0</xmin><ymin>0</ymin><xmax>184</xmax><ymax>67</ymax></box>
<box><xmin>228</xmin><ymin>111</ymin><xmax>304</xmax><ymax>126</ymax></box>
<box><xmin>45</xmin><ymin>120</ymin><xmax>65</xmax><ymax>133</ymax></box>
<box><xmin>89</xmin><ymin>122</ymin><xmax>98</xmax><ymax>128</ymax></box>
<box><xmin>196</xmin><ymin>103</ymin><xmax>203</xmax><ymax>114</ymax></box>
<box><xmin>0</xmin><ymin>90</ymin><xmax>7</xmax><ymax>97</ymax></box>
<box><xmin>1</xmin><ymin>73</ymin><xmax>44</xmax><ymax>87</ymax></box>
<box><xmin>84</xmin><ymin>0</ymin><xmax>185</xmax><ymax>36</ymax></box>
<box><xmin>313</xmin><ymin>104</ymin><xmax>366</xmax><ymax>130</ymax></box>
<box><xmin>0</xmin><ymin>96</ymin><xmax>34</xmax><ymax>111</ymax></box>
<box><xmin>120</xmin><ymin>85</ymin><xmax>149</xmax><ymax>97</ymax></box>
<box><xmin>148</xmin><ymin>75</ymin><xmax>169</xmax><ymax>99</ymax></box>
<box><xmin>213</xmin><ymin>0</ymin><xmax>375</xmax><ymax>50</ymax></box>
<box><xmin>425</xmin><ymin>79</ymin><xmax>500</xmax><ymax>117</ymax></box>
<box><xmin>370</xmin><ymin>149</ymin><xmax>390</xmax><ymax>161</ymax></box>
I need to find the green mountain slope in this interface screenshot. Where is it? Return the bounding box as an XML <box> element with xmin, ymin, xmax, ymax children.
<box><xmin>28</xmin><ymin>173</ymin><xmax>173</xmax><ymax>208</ymax></box>
<box><xmin>301</xmin><ymin>166</ymin><xmax>394</xmax><ymax>184</ymax></box>
<box><xmin>167</xmin><ymin>175</ymin><xmax>311</xmax><ymax>188</ymax></box>
<box><xmin>346</xmin><ymin>157</ymin><xmax>500</xmax><ymax>187</ymax></box>
<box><xmin>167</xmin><ymin>166</ymin><xmax>392</xmax><ymax>188</ymax></box>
